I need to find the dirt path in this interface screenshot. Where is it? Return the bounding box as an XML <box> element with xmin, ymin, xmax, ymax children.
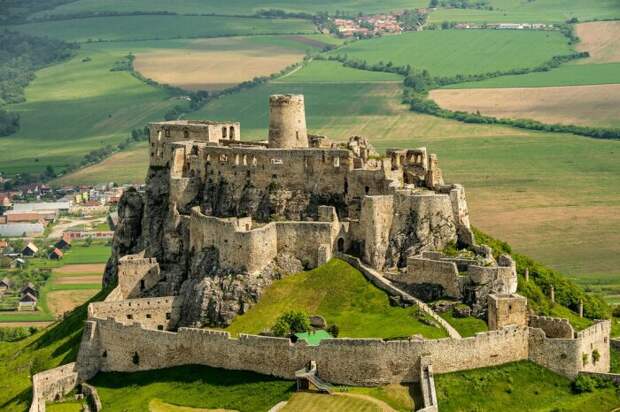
<box><xmin>47</xmin><ymin>217</ymin><xmax>106</xmax><ymax>239</ymax></box>
<box><xmin>0</xmin><ymin>321</ymin><xmax>53</xmax><ymax>328</ymax></box>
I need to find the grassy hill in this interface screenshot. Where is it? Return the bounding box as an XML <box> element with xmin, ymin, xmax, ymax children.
<box><xmin>436</xmin><ymin>361</ymin><xmax>619</xmax><ymax>411</ymax></box>
<box><xmin>327</xmin><ymin>29</ymin><xmax>574</xmax><ymax>77</ymax></box>
<box><xmin>226</xmin><ymin>259</ymin><xmax>449</xmax><ymax>339</ymax></box>
<box><xmin>14</xmin><ymin>15</ymin><xmax>317</xmax><ymax>43</ymax></box>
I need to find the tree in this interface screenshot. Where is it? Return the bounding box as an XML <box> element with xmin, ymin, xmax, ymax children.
<box><xmin>272</xmin><ymin>311</ymin><xmax>310</xmax><ymax>337</ymax></box>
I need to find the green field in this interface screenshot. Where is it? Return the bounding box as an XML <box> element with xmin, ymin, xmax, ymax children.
<box><xmin>276</xmin><ymin>60</ymin><xmax>403</xmax><ymax>83</ymax></box>
<box><xmin>91</xmin><ymin>365</ymin><xmax>294</xmax><ymax>412</ymax></box>
<box><xmin>328</xmin><ymin>29</ymin><xmax>574</xmax><ymax>77</ymax></box>
<box><xmin>226</xmin><ymin>259</ymin><xmax>448</xmax><ymax>339</ymax></box>
<box><xmin>443</xmin><ymin>62</ymin><xmax>620</xmax><ymax>88</ymax></box>
<box><xmin>428</xmin><ymin>0</ymin><xmax>620</xmax><ymax>24</ymax></box>
<box><xmin>14</xmin><ymin>15</ymin><xmax>317</xmax><ymax>43</ymax></box>
<box><xmin>0</xmin><ymin>42</ymin><xmax>176</xmax><ymax>176</ymax></box>
<box><xmin>33</xmin><ymin>0</ymin><xmax>428</xmax><ymax>18</ymax></box>
<box><xmin>436</xmin><ymin>361</ymin><xmax>620</xmax><ymax>411</ymax></box>
<box><xmin>61</xmin><ymin>243</ymin><xmax>110</xmax><ymax>265</ymax></box>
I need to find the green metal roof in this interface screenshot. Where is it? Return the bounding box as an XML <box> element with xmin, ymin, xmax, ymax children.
<box><xmin>294</xmin><ymin>330</ymin><xmax>333</xmax><ymax>346</ymax></box>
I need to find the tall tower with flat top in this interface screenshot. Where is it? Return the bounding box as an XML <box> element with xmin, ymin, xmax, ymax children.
<box><xmin>268</xmin><ymin>94</ymin><xmax>308</xmax><ymax>148</ymax></box>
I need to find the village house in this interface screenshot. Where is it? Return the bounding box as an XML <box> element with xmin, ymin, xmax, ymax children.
<box><xmin>48</xmin><ymin>248</ymin><xmax>64</xmax><ymax>260</ymax></box>
<box><xmin>55</xmin><ymin>235</ymin><xmax>72</xmax><ymax>250</ymax></box>
<box><xmin>18</xmin><ymin>292</ymin><xmax>37</xmax><ymax>311</ymax></box>
<box><xmin>22</xmin><ymin>242</ymin><xmax>39</xmax><ymax>257</ymax></box>
<box><xmin>21</xmin><ymin>282</ymin><xmax>38</xmax><ymax>298</ymax></box>
<box><xmin>0</xmin><ymin>277</ymin><xmax>11</xmax><ymax>295</ymax></box>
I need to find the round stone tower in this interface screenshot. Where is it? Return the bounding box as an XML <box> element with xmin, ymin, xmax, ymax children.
<box><xmin>268</xmin><ymin>94</ymin><xmax>308</xmax><ymax>148</ymax></box>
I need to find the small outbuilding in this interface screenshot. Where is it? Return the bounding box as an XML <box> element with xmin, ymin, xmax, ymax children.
<box><xmin>48</xmin><ymin>248</ymin><xmax>64</xmax><ymax>260</ymax></box>
<box><xmin>0</xmin><ymin>277</ymin><xmax>11</xmax><ymax>293</ymax></box>
<box><xmin>21</xmin><ymin>282</ymin><xmax>38</xmax><ymax>298</ymax></box>
<box><xmin>55</xmin><ymin>235</ymin><xmax>72</xmax><ymax>250</ymax></box>
<box><xmin>22</xmin><ymin>242</ymin><xmax>39</xmax><ymax>257</ymax></box>
<box><xmin>18</xmin><ymin>292</ymin><xmax>37</xmax><ymax>311</ymax></box>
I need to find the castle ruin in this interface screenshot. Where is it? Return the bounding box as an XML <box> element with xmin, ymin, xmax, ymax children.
<box><xmin>30</xmin><ymin>95</ymin><xmax>611</xmax><ymax>411</ymax></box>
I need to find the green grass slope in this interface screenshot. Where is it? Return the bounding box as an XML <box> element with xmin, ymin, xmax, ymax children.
<box><xmin>443</xmin><ymin>62</ymin><xmax>620</xmax><ymax>89</ymax></box>
<box><xmin>0</xmin><ymin>42</ymin><xmax>175</xmax><ymax>176</ymax></box>
<box><xmin>0</xmin><ymin>289</ymin><xmax>107</xmax><ymax>412</ymax></box>
<box><xmin>428</xmin><ymin>0</ymin><xmax>620</xmax><ymax>24</ymax></box>
<box><xmin>14</xmin><ymin>15</ymin><xmax>317</xmax><ymax>43</ymax></box>
<box><xmin>436</xmin><ymin>361</ymin><xmax>620</xmax><ymax>411</ymax></box>
<box><xmin>226</xmin><ymin>259</ymin><xmax>448</xmax><ymax>339</ymax></box>
<box><xmin>33</xmin><ymin>0</ymin><xmax>428</xmax><ymax>18</ymax></box>
<box><xmin>91</xmin><ymin>366</ymin><xmax>294</xmax><ymax>412</ymax></box>
<box><xmin>328</xmin><ymin>29</ymin><xmax>573</xmax><ymax>77</ymax></box>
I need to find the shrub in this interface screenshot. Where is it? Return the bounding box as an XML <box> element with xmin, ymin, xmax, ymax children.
<box><xmin>272</xmin><ymin>311</ymin><xmax>310</xmax><ymax>337</ymax></box>
<box><xmin>572</xmin><ymin>374</ymin><xmax>612</xmax><ymax>394</ymax></box>
<box><xmin>592</xmin><ymin>349</ymin><xmax>601</xmax><ymax>365</ymax></box>
<box><xmin>327</xmin><ymin>324</ymin><xmax>340</xmax><ymax>337</ymax></box>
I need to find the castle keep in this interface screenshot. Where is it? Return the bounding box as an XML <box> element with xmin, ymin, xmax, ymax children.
<box><xmin>30</xmin><ymin>95</ymin><xmax>611</xmax><ymax>411</ymax></box>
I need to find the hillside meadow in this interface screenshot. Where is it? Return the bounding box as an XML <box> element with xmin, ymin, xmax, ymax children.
<box><xmin>275</xmin><ymin>60</ymin><xmax>403</xmax><ymax>83</ymax></box>
<box><xmin>0</xmin><ymin>42</ymin><xmax>176</xmax><ymax>176</ymax></box>
<box><xmin>14</xmin><ymin>15</ymin><xmax>317</xmax><ymax>43</ymax></box>
<box><xmin>328</xmin><ymin>29</ymin><xmax>574</xmax><ymax>77</ymax></box>
<box><xmin>32</xmin><ymin>0</ymin><xmax>428</xmax><ymax>18</ymax></box>
<box><xmin>428</xmin><ymin>0</ymin><xmax>620</xmax><ymax>23</ymax></box>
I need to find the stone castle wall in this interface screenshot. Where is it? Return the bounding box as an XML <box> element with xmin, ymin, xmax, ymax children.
<box><xmin>30</xmin><ymin>363</ymin><xmax>78</xmax><ymax>412</ymax></box>
<box><xmin>88</xmin><ymin>296</ymin><xmax>183</xmax><ymax>331</ymax></box>
<box><xmin>529</xmin><ymin>315</ymin><xmax>574</xmax><ymax>339</ymax></box>
<box><xmin>528</xmin><ymin>320</ymin><xmax>610</xmax><ymax>377</ymax></box>
<box><xmin>359</xmin><ymin>195</ymin><xmax>394</xmax><ymax>269</ymax></box>
<box><xmin>488</xmin><ymin>294</ymin><xmax>528</xmax><ymax>330</ymax></box>
<box><xmin>81</xmin><ymin>318</ymin><xmax>529</xmax><ymax>386</ymax></box>
<box><xmin>189</xmin><ymin>208</ymin><xmax>278</xmax><ymax>273</ymax></box>
<box><xmin>117</xmin><ymin>255</ymin><xmax>160</xmax><ymax>299</ymax></box>
<box><xmin>399</xmin><ymin>256</ymin><xmax>461</xmax><ymax>298</ymax></box>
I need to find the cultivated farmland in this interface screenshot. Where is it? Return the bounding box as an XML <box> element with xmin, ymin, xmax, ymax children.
<box><xmin>428</xmin><ymin>0</ymin><xmax>620</xmax><ymax>24</ymax></box>
<box><xmin>576</xmin><ymin>20</ymin><xmax>620</xmax><ymax>64</ymax></box>
<box><xmin>0</xmin><ymin>43</ymin><xmax>176</xmax><ymax>176</ymax></box>
<box><xmin>133</xmin><ymin>36</ymin><xmax>329</xmax><ymax>91</ymax></box>
<box><xmin>430</xmin><ymin>84</ymin><xmax>620</xmax><ymax>128</ymax></box>
<box><xmin>441</xmin><ymin>63</ymin><xmax>620</xmax><ymax>88</ymax></box>
<box><xmin>275</xmin><ymin>60</ymin><xmax>403</xmax><ymax>83</ymax></box>
<box><xmin>34</xmin><ymin>0</ymin><xmax>428</xmax><ymax>18</ymax></box>
<box><xmin>328</xmin><ymin>30</ymin><xmax>574</xmax><ymax>77</ymax></box>
<box><xmin>14</xmin><ymin>15</ymin><xmax>317</xmax><ymax>43</ymax></box>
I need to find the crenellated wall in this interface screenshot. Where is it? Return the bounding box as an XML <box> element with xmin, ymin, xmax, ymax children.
<box><xmin>79</xmin><ymin>318</ymin><xmax>529</xmax><ymax>386</ymax></box>
<box><xmin>529</xmin><ymin>315</ymin><xmax>574</xmax><ymax>338</ymax></box>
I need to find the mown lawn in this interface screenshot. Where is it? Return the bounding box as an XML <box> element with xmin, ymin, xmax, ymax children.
<box><xmin>61</xmin><ymin>243</ymin><xmax>110</xmax><ymax>265</ymax></box>
<box><xmin>226</xmin><ymin>259</ymin><xmax>448</xmax><ymax>339</ymax></box>
<box><xmin>91</xmin><ymin>365</ymin><xmax>295</xmax><ymax>412</ymax></box>
<box><xmin>327</xmin><ymin>29</ymin><xmax>573</xmax><ymax>77</ymax></box>
<box><xmin>435</xmin><ymin>361</ymin><xmax>620</xmax><ymax>411</ymax></box>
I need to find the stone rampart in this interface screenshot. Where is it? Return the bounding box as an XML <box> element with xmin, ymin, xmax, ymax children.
<box><xmin>117</xmin><ymin>254</ymin><xmax>161</xmax><ymax>299</ymax></box>
<box><xmin>359</xmin><ymin>196</ymin><xmax>394</xmax><ymax>269</ymax></box>
<box><xmin>189</xmin><ymin>209</ymin><xmax>278</xmax><ymax>273</ymax></box>
<box><xmin>30</xmin><ymin>363</ymin><xmax>78</xmax><ymax>412</ymax></box>
<box><xmin>528</xmin><ymin>320</ymin><xmax>610</xmax><ymax>377</ymax></box>
<box><xmin>83</xmin><ymin>317</ymin><xmax>528</xmax><ymax>386</ymax></box>
<box><xmin>88</xmin><ymin>296</ymin><xmax>183</xmax><ymax>331</ymax></box>
<box><xmin>398</xmin><ymin>256</ymin><xmax>461</xmax><ymax>299</ymax></box>
<box><xmin>529</xmin><ymin>315</ymin><xmax>574</xmax><ymax>338</ymax></box>
<box><xmin>275</xmin><ymin>221</ymin><xmax>338</xmax><ymax>268</ymax></box>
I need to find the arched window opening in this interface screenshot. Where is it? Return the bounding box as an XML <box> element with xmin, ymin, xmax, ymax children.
<box><xmin>230</xmin><ymin>126</ymin><xmax>235</xmax><ymax>139</ymax></box>
<box><xmin>222</xmin><ymin>127</ymin><xmax>227</xmax><ymax>139</ymax></box>
<box><xmin>337</xmin><ymin>238</ymin><xmax>345</xmax><ymax>252</ymax></box>
<box><xmin>365</xmin><ymin>186</ymin><xmax>370</xmax><ymax>195</ymax></box>
<box><xmin>132</xmin><ymin>352</ymin><xmax>140</xmax><ymax>365</ymax></box>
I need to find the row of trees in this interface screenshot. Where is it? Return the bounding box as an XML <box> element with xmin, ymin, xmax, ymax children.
<box><xmin>429</xmin><ymin>0</ymin><xmax>493</xmax><ymax>10</ymax></box>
